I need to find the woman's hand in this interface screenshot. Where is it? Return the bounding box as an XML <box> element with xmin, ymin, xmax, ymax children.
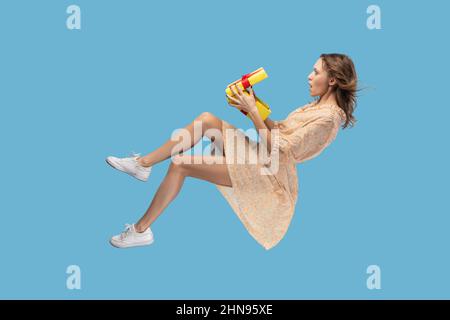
<box><xmin>226</xmin><ymin>84</ymin><xmax>258</xmax><ymax>115</ymax></box>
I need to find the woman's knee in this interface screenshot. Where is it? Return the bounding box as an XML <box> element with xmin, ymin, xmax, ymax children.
<box><xmin>198</xmin><ymin>111</ymin><xmax>215</xmax><ymax>120</ymax></box>
<box><xmin>197</xmin><ymin>112</ymin><xmax>221</xmax><ymax>130</ymax></box>
<box><xmin>169</xmin><ymin>157</ymin><xmax>188</xmax><ymax>175</ymax></box>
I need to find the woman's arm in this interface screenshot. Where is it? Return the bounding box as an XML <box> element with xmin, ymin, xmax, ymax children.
<box><xmin>254</xmin><ymin>93</ymin><xmax>275</xmax><ymax>130</ymax></box>
<box><xmin>226</xmin><ymin>85</ymin><xmax>273</xmax><ymax>154</ymax></box>
<box><xmin>263</xmin><ymin>117</ymin><xmax>275</xmax><ymax>130</ymax></box>
<box><xmin>249</xmin><ymin>111</ymin><xmax>272</xmax><ymax>153</ymax></box>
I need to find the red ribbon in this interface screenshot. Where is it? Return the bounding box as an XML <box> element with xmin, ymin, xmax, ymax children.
<box><xmin>241</xmin><ymin>70</ymin><xmax>259</xmax><ymax>115</ymax></box>
<box><xmin>240</xmin><ymin>74</ymin><xmax>251</xmax><ymax>89</ymax></box>
<box><xmin>228</xmin><ymin>69</ymin><xmax>261</xmax><ymax>116</ymax></box>
<box><xmin>240</xmin><ymin>69</ymin><xmax>260</xmax><ymax>89</ymax></box>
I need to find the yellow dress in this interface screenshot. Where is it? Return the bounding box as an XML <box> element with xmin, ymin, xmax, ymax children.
<box><xmin>215</xmin><ymin>100</ymin><xmax>347</xmax><ymax>250</ymax></box>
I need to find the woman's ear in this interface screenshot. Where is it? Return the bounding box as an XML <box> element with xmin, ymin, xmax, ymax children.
<box><xmin>328</xmin><ymin>77</ymin><xmax>336</xmax><ymax>86</ymax></box>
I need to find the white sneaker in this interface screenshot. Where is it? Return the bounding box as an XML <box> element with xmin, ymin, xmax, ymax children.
<box><xmin>110</xmin><ymin>224</ymin><xmax>154</xmax><ymax>248</ymax></box>
<box><xmin>106</xmin><ymin>153</ymin><xmax>152</xmax><ymax>182</ymax></box>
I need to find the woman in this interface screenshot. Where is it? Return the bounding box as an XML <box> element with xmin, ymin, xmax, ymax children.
<box><xmin>105</xmin><ymin>53</ymin><xmax>358</xmax><ymax>250</ymax></box>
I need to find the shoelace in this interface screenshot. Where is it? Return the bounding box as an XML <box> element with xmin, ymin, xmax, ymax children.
<box><xmin>120</xmin><ymin>224</ymin><xmax>133</xmax><ymax>240</ymax></box>
<box><xmin>130</xmin><ymin>151</ymin><xmax>141</xmax><ymax>159</ymax></box>
<box><xmin>129</xmin><ymin>151</ymin><xmax>143</xmax><ymax>168</ymax></box>
<box><xmin>130</xmin><ymin>151</ymin><xmax>150</xmax><ymax>170</ymax></box>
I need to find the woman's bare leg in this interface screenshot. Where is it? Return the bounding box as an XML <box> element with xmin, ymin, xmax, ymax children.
<box><xmin>134</xmin><ymin>155</ymin><xmax>232</xmax><ymax>232</ymax></box>
<box><xmin>137</xmin><ymin>112</ymin><xmax>224</xmax><ymax>167</ymax></box>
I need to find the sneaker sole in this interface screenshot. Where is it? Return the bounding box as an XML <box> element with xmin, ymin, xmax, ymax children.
<box><xmin>109</xmin><ymin>238</ymin><xmax>154</xmax><ymax>248</ymax></box>
<box><xmin>105</xmin><ymin>158</ymin><xmax>148</xmax><ymax>182</ymax></box>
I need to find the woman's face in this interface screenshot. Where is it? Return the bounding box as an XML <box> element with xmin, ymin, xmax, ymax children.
<box><xmin>308</xmin><ymin>58</ymin><xmax>333</xmax><ymax>97</ymax></box>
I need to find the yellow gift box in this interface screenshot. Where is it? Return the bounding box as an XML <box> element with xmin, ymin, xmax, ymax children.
<box><xmin>225</xmin><ymin>67</ymin><xmax>271</xmax><ymax>121</ymax></box>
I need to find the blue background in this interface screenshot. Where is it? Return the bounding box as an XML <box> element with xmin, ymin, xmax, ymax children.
<box><xmin>1</xmin><ymin>0</ymin><xmax>449</xmax><ymax>299</ymax></box>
